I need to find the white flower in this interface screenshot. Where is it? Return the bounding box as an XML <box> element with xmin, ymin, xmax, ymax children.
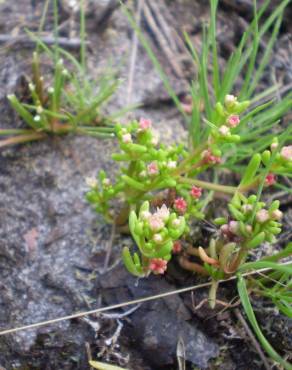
<box><xmin>122</xmin><ymin>133</ymin><xmax>132</xmax><ymax>144</ymax></box>
<box><xmin>156</xmin><ymin>204</ymin><xmax>170</xmax><ymax>222</ymax></box>
<box><xmin>153</xmin><ymin>234</ymin><xmax>163</xmax><ymax>243</ymax></box>
<box><xmin>167</xmin><ymin>161</ymin><xmax>177</xmax><ymax>169</ymax></box>
<box><xmin>140</xmin><ymin>211</ymin><xmax>151</xmax><ymax>221</ymax></box>
<box><xmin>102</xmin><ymin>178</ymin><xmax>110</xmax><ymax>187</ymax></box>
<box><xmin>219</xmin><ymin>125</ymin><xmax>230</xmax><ymax>136</ymax></box>
<box><xmin>151</xmin><ymin>129</ymin><xmax>160</xmax><ymax>146</ymax></box>
<box><xmin>172</xmin><ymin>218</ymin><xmax>181</xmax><ymax>228</ymax></box>
<box><xmin>86</xmin><ymin>177</ymin><xmax>98</xmax><ymax>187</ymax></box>
<box><xmin>224</xmin><ymin>94</ymin><xmax>237</xmax><ymax>108</ymax></box>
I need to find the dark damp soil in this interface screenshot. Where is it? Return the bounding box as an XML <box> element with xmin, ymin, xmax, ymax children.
<box><xmin>0</xmin><ymin>1</ymin><xmax>291</xmax><ymax>369</ymax></box>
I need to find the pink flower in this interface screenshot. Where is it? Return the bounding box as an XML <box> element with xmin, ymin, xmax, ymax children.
<box><xmin>265</xmin><ymin>173</ymin><xmax>276</xmax><ymax>186</ymax></box>
<box><xmin>156</xmin><ymin>204</ymin><xmax>170</xmax><ymax>221</ymax></box>
<box><xmin>172</xmin><ymin>241</ymin><xmax>182</xmax><ymax>254</ymax></box>
<box><xmin>148</xmin><ymin>214</ymin><xmax>164</xmax><ymax>232</ymax></box>
<box><xmin>190</xmin><ymin>186</ymin><xmax>202</xmax><ymax>199</ymax></box>
<box><xmin>280</xmin><ymin>146</ymin><xmax>292</xmax><ymax>161</ymax></box>
<box><xmin>227</xmin><ymin>115</ymin><xmax>240</xmax><ymax>128</ymax></box>
<box><xmin>174</xmin><ymin>198</ymin><xmax>187</xmax><ymax>214</ymax></box>
<box><xmin>139</xmin><ymin>118</ymin><xmax>152</xmax><ymax>131</ymax></box>
<box><xmin>147</xmin><ymin>162</ymin><xmax>159</xmax><ymax>176</ymax></box>
<box><xmin>149</xmin><ymin>258</ymin><xmax>167</xmax><ymax>274</ymax></box>
<box><xmin>202</xmin><ymin>149</ymin><xmax>221</xmax><ymax>165</ymax></box>
<box><xmin>122</xmin><ymin>133</ymin><xmax>132</xmax><ymax>144</ymax></box>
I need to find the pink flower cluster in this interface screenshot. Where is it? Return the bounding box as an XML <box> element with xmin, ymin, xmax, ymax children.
<box><xmin>226</xmin><ymin>115</ymin><xmax>240</xmax><ymax>128</ymax></box>
<box><xmin>265</xmin><ymin>173</ymin><xmax>276</xmax><ymax>186</ymax></box>
<box><xmin>149</xmin><ymin>258</ymin><xmax>167</xmax><ymax>274</ymax></box>
<box><xmin>174</xmin><ymin>197</ymin><xmax>187</xmax><ymax>214</ymax></box>
<box><xmin>147</xmin><ymin>204</ymin><xmax>170</xmax><ymax>232</ymax></box>
<box><xmin>281</xmin><ymin>145</ymin><xmax>292</xmax><ymax>161</ymax></box>
<box><xmin>190</xmin><ymin>186</ymin><xmax>202</xmax><ymax>199</ymax></box>
<box><xmin>202</xmin><ymin>149</ymin><xmax>221</xmax><ymax>165</ymax></box>
<box><xmin>139</xmin><ymin>118</ymin><xmax>152</xmax><ymax>131</ymax></box>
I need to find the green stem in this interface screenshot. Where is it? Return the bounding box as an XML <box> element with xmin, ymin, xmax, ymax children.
<box><xmin>179</xmin><ymin>177</ymin><xmax>238</xmax><ymax>194</ymax></box>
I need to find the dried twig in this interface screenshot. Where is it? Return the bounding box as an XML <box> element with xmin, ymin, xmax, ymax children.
<box><xmin>0</xmin><ymin>34</ymin><xmax>88</xmax><ymax>49</ymax></box>
<box><xmin>0</xmin><ymin>262</ymin><xmax>290</xmax><ymax>337</ymax></box>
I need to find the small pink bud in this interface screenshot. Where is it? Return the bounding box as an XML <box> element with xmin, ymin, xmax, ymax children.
<box><xmin>256</xmin><ymin>209</ymin><xmax>269</xmax><ymax>223</ymax></box>
<box><xmin>280</xmin><ymin>146</ymin><xmax>292</xmax><ymax>161</ymax></box>
<box><xmin>172</xmin><ymin>241</ymin><xmax>182</xmax><ymax>254</ymax></box>
<box><xmin>229</xmin><ymin>221</ymin><xmax>239</xmax><ymax>234</ymax></box>
<box><xmin>270</xmin><ymin>142</ymin><xmax>278</xmax><ymax>150</ymax></box>
<box><xmin>148</xmin><ymin>214</ymin><xmax>164</xmax><ymax>232</ymax></box>
<box><xmin>174</xmin><ymin>198</ymin><xmax>187</xmax><ymax>214</ymax></box>
<box><xmin>147</xmin><ymin>162</ymin><xmax>159</xmax><ymax>176</ymax></box>
<box><xmin>270</xmin><ymin>209</ymin><xmax>283</xmax><ymax>221</ymax></box>
<box><xmin>149</xmin><ymin>258</ymin><xmax>167</xmax><ymax>274</ymax></box>
<box><xmin>139</xmin><ymin>118</ymin><xmax>152</xmax><ymax>131</ymax></box>
<box><xmin>227</xmin><ymin>115</ymin><xmax>240</xmax><ymax>128</ymax></box>
<box><xmin>190</xmin><ymin>186</ymin><xmax>202</xmax><ymax>199</ymax></box>
<box><xmin>265</xmin><ymin>173</ymin><xmax>276</xmax><ymax>186</ymax></box>
<box><xmin>202</xmin><ymin>149</ymin><xmax>221</xmax><ymax>165</ymax></box>
<box><xmin>122</xmin><ymin>133</ymin><xmax>132</xmax><ymax>144</ymax></box>
<box><xmin>220</xmin><ymin>224</ymin><xmax>229</xmax><ymax>234</ymax></box>
<box><xmin>246</xmin><ymin>225</ymin><xmax>253</xmax><ymax>234</ymax></box>
<box><xmin>102</xmin><ymin>178</ymin><xmax>111</xmax><ymax>187</ymax></box>
<box><xmin>219</xmin><ymin>125</ymin><xmax>230</xmax><ymax>135</ymax></box>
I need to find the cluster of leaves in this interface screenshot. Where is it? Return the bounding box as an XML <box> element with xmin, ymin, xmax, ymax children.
<box><xmin>0</xmin><ymin>50</ymin><xmax>118</xmax><ymax>148</ymax></box>
<box><xmin>86</xmin><ymin>95</ymin><xmax>291</xmax><ymax>282</ymax></box>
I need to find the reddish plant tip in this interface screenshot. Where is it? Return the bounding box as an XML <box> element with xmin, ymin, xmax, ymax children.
<box><xmin>190</xmin><ymin>186</ymin><xmax>202</xmax><ymax>199</ymax></box>
<box><xmin>227</xmin><ymin>114</ymin><xmax>240</xmax><ymax>128</ymax></box>
<box><xmin>265</xmin><ymin>173</ymin><xmax>276</xmax><ymax>186</ymax></box>
<box><xmin>172</xmin><ymin>241</ymin><xmax>182</xmax><ymax>254</ymax></box>
<box><xmin>174</xmin><ymin>197</ymin><xmax>187</xmax><ymax>214</ymax></box>
<box><xmin>139</xmin><ymin>118</ymin><xmax>152</xmax><ymax>131</ymax></box>
<box><xmin>202</xmin><ymin>149</ymin><xmax>221</xmax><ymax>165</ymax></box>
<box><xmin>149</xmin><ymin>258</ymin><xmax>168</xmax><ymax>274</ymax></box>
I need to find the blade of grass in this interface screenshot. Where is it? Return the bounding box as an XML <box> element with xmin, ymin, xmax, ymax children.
<box><xmin>237</xmin><ymin>274</ymin><xmax>292</xmax><ymax>370</ymax></box>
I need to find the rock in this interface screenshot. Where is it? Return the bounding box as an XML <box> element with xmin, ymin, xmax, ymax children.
<box><xmin>99</xmin><ymin>265</ymin><xmax>219</xmax><ymax>368</ymax></box>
